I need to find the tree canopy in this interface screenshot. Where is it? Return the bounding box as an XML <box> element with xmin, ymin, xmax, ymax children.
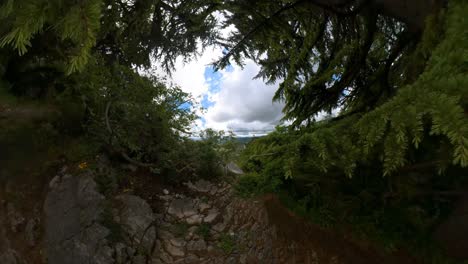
<box><xmin>0</xmin><ymin>0</ymin><xmax>467</xmax><ymax>261</ymax></box>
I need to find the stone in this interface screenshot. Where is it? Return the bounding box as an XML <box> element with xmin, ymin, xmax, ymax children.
<box><xmin>186</xmin><ymin>180</ymin><xmax>213</xmax><ymax>193</ymax></box>
<box><xmin>203</xmin><ymin>209</ymin><xmax>219</xmax><ymax>224</ymax></box>
<box><xmin>184</xmin><ymin>254</ymin><xmax>200</xmax><ymax>263</ymax></box>
<box><xmin>44</xmin><ymin>172</ymin><xmax>157</xmax><ymax>264</ymax></box>
<box><xmin>198</xmin><ymin>202</ymin><xmax>211</xmax><ymax>212</ymax></box>
<box><xmin>187</xmin><ymin>239</ymin><xmax>207</xmax><ymax>252</ymax></box>
<box><xmin>24</xmin><ymin>218</ymin><xmax>39</xmax><ymax>247</ymax></box>
<box><xmin>163</xmin><ymin>189</ymin><xmax>170</xmax><ymax>195</ymax></box>
<box><xmin>212</xmin><ymin>222</ymin><xmax>226</xmax><ymax>233</ymax></box>
<box><xmin>170</xmin><ymin>237</ymin><xmax>186</xmax><ymax>247</ymax></box>
<box><xmin>6</xmin><ymin>203</ymin><xmax>25</xmax><ymax>232</ymax></box>
<box><xmin>185</xmin><ymin>226</ymin><xmax>198</xmax><ymax>240</ymax></box>
<box><xmin>168</xmin><ymin>198</ymin><xmax>197</xmax><ymax>219</ymax></box>
<box><xmin>164</xmin><ymin>242</ymin><xmax>185</xmax><ymax>257</ymax></box>
<box><xmin>44</xmin><ymin>173</ymin><xmax>114</xmax><ymax>264</ymax></box>
<box><xmin>114</xmin><ymin>194</ymin><xmax>157</xmax><ymax>254</ymax></box>
<box><xmin>186</xmin><ymin>214</ymin><xmax>203</xmax><ymax>225</ymax></box>
<box><xmin>226</xmin><ymin>162</ymin><xmax>244</xmax><ymax>175</ymax></box>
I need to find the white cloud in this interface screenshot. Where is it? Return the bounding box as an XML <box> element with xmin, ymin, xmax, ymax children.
<box><xmin>203</xmin><ymin>60</ymin><xmax>284</xmax><ymax>132</ymax></box>
<box><xmin>150</xmin><ymin>43</ymin><xmax>285</xmax><ymax>135</ymax></box>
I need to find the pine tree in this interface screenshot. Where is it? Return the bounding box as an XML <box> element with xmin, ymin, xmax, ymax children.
<box><xmin>218</xmin><ymin>0</ymin><xmax>468</xmax><ymax>176</ymax></box>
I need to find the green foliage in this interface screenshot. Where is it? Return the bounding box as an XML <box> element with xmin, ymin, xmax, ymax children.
<box><xmin>100</xmin><ymin>201</ymin><xmax>124</xmax><ymax>244</ymax></box>
<box><xmin>239</xmin><ymin>2</ymin><xmax>468</xmax><ymax>179</ymax></box>
<box><xmin>170</xmin><ymin>222</ymin><xmax>190</xmax><ymax>238</ymax></box>
<box><xmin>163</xmin><ymin>129</ymin><xmax>240</xmax><ymax>181</ymax></box>
<box><xmin>58</xmin><ymin>57</ymin><xmax>198</xmax><ymax>170</ymax></box>
<box><xmin>218</xmin><ymin>233</ymin><xmax>236</xmax><ymax>254</ymax></box>
<box><xmin>195</xmin><ymin>223</ymin><xmax>211</xmax><ymax>240</ymax></box>
<box><xmin>0</xmin><ymin>0</ymin><xmax>102</xmax><ymax>73</ymax></box>
<box><xmin>236</xmin><ymin>5</ymin><xmax>468</xmax><ymax>255</ymax></box>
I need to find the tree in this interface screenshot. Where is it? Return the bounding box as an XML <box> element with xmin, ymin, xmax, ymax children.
<box><xmin>233</xmin><ymin>2</ymin><xmax>467</xmax><ymax>258</ymax></box>
<box><xmin>216</xmin><ymin>0</ymin><xmax>467</xmax><ymax>175</ymax></box>
<box><xmin>0</xmin><ymin>0</ymin><xmax>219</xmax><ymax>97</ymax></box>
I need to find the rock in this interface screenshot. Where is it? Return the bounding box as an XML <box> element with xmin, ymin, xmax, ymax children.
<box><xmin>187</xmin><ymin>239</ymin><xmax>207</xmax><ymax>252</ymax></box>
<box><xmin>212</xmin><ymin>222</ymin><xmax>226</xmax><ymax>233</ymax></box>
<box><xmin>170</xmin><ymin>237</ymin><xmax>186</xmax><ymax>247</ymax></box>
<box><xmin>226</xmin><ymin>162</ymin><xmax>244</xmax><ymax>175</ymax></box>
<box><xmin>158</xmin><ymin>251</ymin><xmax>174</xmax><ymax>263</ymax></box>
<box><xmin>164</xmin><ymin>241</ymin><xmax>185</xmax><ymax>257</ymax></box>
<box><xmin>163</xmin><ymin>189</ymin><xmax>170</xmax><ymax>195</ymax></box>
<box><xmin>183</xmin><ymin>205</ymin><xmax>198</xmax><ymax>218</ymax></box>
<box><xmin>114</xmin><ymin>194</ymin><xmax>157</xmax><ymax>254</ymax></box>
<box><xmin>185</xmin><ymin>180</ymin><xmax>213</xmax><ymax>193</ymax></box>
<box><xmin>168</xmin><ymin>198</ymin><xmax>196</xmax><ymax>219</ymax></box>
<box><xmin>203</xmin><ymin>209</ymin><xmax>219</xmax><ymax>224</ymax></box>
<box><xmin>44</xmin><ymin>173</ymin><xmax>114</xmax><ymax>264</ymax></box>
<box><xmin>186</xmin><ymin>214</ymin><xmax>203</xmax><ymax>225</ymax></box>
<box><xmin>184</xmin><ymin>254</ymin><xmax>200</xmax><ymax>263</ymax></box>
<box><xmin>198</xmin><ymin>202</ymin><xmax>211</xmax><ymax>212</ymax></box>
<box><xmin>44</xmin><ymin>172</ymin><xmax>158</xmax><ymax>264</ymax></box>
<box><xmin>6</xmin><ymin>203</ymin><xmax>25</xmax><ymax>232</ymax></box>
<box><xmin>24</xmin><ymin>218</ymin><xmax>39</xmax><ymax>247</ymax></box>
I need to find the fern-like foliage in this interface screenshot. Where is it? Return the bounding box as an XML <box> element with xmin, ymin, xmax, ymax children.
<box><xmin>0</xmin><ymin>0</ymin><xmax>102</xmax><ymax>73</ymax></box>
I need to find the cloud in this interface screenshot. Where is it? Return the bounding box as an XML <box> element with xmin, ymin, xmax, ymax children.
<box><xmin>150</xmin><ymin>43</ymin><xmax>285</xmax><ymax>135</ymax></box>
<box><xmin>203</xmin><ymin>60</ymin><xmax>284</xmax><ymax>133</ymax></box>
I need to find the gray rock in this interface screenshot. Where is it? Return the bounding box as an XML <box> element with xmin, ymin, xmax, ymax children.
<box><xmin>186</xmin><ymin>214</ymin><xmax>203</xmax><ymax>225</ymax></box>
<box><xmin>24</xmin><ymin>218</ymin><xmax>39</xmax><ymax>247</ymax></box>
<box><xmin>44</xmin><ymin>173</ymin><xmax>157</xmax><ymax>264</ymax></box>
<box><xmin>170</xmin><ymin>237</ymin><xmax>186</xmax><ymax>247</ymax></box>
<box><xmin>164</xmin><ymin>241</ymin><xmax>185</xmax><ymax>257</ymax></box>
<box><xmin>0</xmin><ymin>216</ymin><xmax>22</xmax><ymax>264</ymax></box>
<box><xmin>203</xmin><ymin>209</ymin><xmax>219</xmax><ymax>224</ymax></box>
<box><xmin>212</xmin><ymin>222</ymin><xmax>226</xmax><ymax>233</ymax></box>
<box><xmin>44</xmin><ymin>173</ymin><xmax>113</xmax><ymax>264</ymax></box>
<box><xmin>185</xmin><ymin>180</ymin><xmax>213</xmax><ymax>193</ymax></box>
<box><xmin>168</xmin><ymin>198</ymin><xmax>196</xmax><ymax>219</ymax></box>
<box><xmin>226</xmin><ymin>162</ymin><xmax>244</xmax><ymax>175</ymax></box>
<box><xmin>198</xmin><ymin>202</ymin><xmax>211</xmax><ymax>212</ymax></box>
<box><xmin>187</xmin><ymin>239</ymin><xmax>207</xmax><ymax>252</ymax></box>
<box><xmin>114</xmin><ymin>194</ymin><xmax>157</xmax><ymax>254</ymax></box>
<box><xmin>184</xmin><ymin>254</ymin><xmax>200</xmax><ymax>263</ymax></box>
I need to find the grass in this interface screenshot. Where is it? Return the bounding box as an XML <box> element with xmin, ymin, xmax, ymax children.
<box><xmin>171</xmin><ymin>222</ymin><xmax>190</xmax><ymax>237</ymax></box>
<box><xmin>195</xmin><ymin>223</ymin><xmax>211</xmax><ymax>240</ymax></box>
<box><xmin>218</xmin><ymin>232</ymin><xmax>236</xmax><ymax>254</ymax></box>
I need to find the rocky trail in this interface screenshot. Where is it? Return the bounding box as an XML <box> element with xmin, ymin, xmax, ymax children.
<box><xmin>0</xmin><ymin>161</ymin><xmax>418</xmax><ymax>264</ymax></box>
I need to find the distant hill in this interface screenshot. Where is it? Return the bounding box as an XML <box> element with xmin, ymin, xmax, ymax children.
<box><xmin>234</xmin><ymin>136</ymin><xmax>260</xmax><ymax>145</ymax></box>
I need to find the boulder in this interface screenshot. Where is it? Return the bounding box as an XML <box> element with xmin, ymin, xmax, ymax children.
<box><xmin>44</xmin><ymin>173</ymin><xmax>113</xmax><ymax>264</ymax></box>
<box><xmin>44</xmin><ymin>173</ymin><xmax>158</xmax><ymax>264</ymax></box>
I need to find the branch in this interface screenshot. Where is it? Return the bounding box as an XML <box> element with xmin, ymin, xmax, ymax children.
<box><xmin>307</xmin><ymin>0</ymin><xmax>370</xmax><ymax>16</ymax></box>
<box><xmin>214</xmin><ymin>0</ymin><xmax>307</xmax><ymax>70</ymax></box>
<box><xmin>249</xmin><ymin>152</ymin><xmax>281</xmax><ymax>159</ymax></box>
<box><xmin>105</xmin><ymin>100</ymin><xmax>156</xmax><ymax>168</ymax></box>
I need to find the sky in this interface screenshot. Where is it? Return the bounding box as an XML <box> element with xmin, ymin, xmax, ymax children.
<box><xmin>152</xmin><ymin>46</ymin><xmax>285</xmax><ymax>137</ymax></box>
